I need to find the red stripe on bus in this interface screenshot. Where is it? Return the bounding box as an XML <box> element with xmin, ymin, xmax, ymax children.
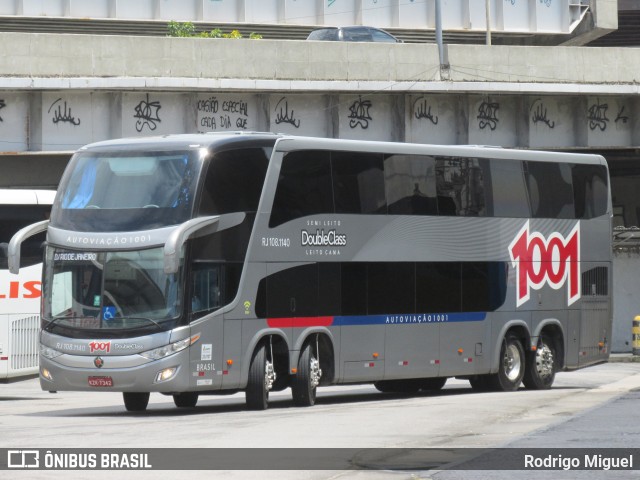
<box><xmin>267</xmin><ymin>317</ymin><xmax>334</xmax><ymax>328</ymax></box>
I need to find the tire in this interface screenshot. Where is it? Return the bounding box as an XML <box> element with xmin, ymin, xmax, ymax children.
<box><xmin>292</xmin><ymin>343</ymin><xmax>322</xmax><ymax>407</ymax></box>
<box><xmin>374</xmin><ymin>379</ymin><xmax>421</xmax><ymax>394</ymax></box>
<box><xmin>173</xmin><ymin>392</ymin><xmax>199</xmax><ymax>408</ymax></box>
<box><xmin>488</xmin><ymin>334</ymin><xmax>525</xmax><ymax>392</ymax></box>
<box><xmin>246</xmin><ymin>344</ymin><xmax>270</xmax><ymax>410</ymax></box>
<box><xmin>123</xmin><ymin>392</ymin><xmax>150</xmax><ymax>412</ymax></box>
<box><xmin>420</xmin><ymin>377</ymin><xmax>447</xmax><ymax>391</ymax></box>
<box><xmin>523</xmin><ymin>335</ymin><xmax>557</xmax><ymax>390</ymax></box>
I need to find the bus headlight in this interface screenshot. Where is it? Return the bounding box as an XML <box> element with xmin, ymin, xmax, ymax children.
<box><xmin>40</xmin><ymin>344</ymin><xmax>63</xmax><ymax>360</ymax></box>
<box><xmin>155</xmin><ymin>367</ymin><xmax>178</xmax><ymax>383</ymax></box>
<box><xmin>139</xmin><ymin>333</ymin><xmax>200</xmax><ymax>361</ymax></box>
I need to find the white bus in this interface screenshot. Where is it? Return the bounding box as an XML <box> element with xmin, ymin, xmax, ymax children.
<box><xmin>0</xmin><ymin>189</ymin><xmax>54</xmax><ymax>382</ymax></box>
<box><xmin>9</xmin><ymin>133</ymin><xmax>612</xmax><ymax>409</ymax></box>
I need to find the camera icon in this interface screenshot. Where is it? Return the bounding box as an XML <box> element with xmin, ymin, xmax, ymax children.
<box><xmin>7</xmin><ymin>450</ymin><xmax>39</xmax><ymax>468</ymax></box>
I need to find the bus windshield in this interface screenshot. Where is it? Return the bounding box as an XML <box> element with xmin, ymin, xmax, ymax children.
<box><xmin>43</xmin><ymin>246</ymin><xmax>184</xmax><ymax>336</ymax></box>
<box><xmin>50</xmin><ymin>150</ymin><xmax>202</xmax><ymax>232</ymax></box>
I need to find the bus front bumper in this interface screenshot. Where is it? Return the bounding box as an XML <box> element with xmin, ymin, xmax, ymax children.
<box><xmin>39</xmin><ymin>350</ymin><xmax>191</xmax><ymax>393</ymax></box>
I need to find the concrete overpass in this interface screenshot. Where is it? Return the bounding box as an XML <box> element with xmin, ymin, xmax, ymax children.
<box><xmin>0</xmin><ymin>0</ymin><xmax>638</xmax><ymax>352</ymax></box>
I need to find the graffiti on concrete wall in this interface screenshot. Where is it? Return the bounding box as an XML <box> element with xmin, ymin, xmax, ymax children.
<box><xmin>348</xmin><ymin>96</ymin><xmax>373</xmax><ymax>129</ymax></box>
<box><xmin>413</xmin><ymin>97</ymin><xmax>439</xmax><ymax>125</ymax></box>
<box><xmin>587</xmin><ymin>98</ymin><xmax>609</xmax><ymax>132</ymax></box>
<box><xmin>134</xmin><ymin>94</ymin><xmax>162</xmax><ymax>132</ymax></box>
<box><xmin>274</xmin><ymin>97</ymin><xmax>301</xmax><ymax>128</ymax></box>
<box><xmin>530</xmin><ymin>98</ymin><xmax>555</xmax><ymax>129</ymax></box>
<box><xmin>615</xmin><ymin>106</ymin><xmax>629</xmax><ymax>125</ymax></box>
<box><xmin>48</xmin><ymin>98</ymin><xmax>81</xmax><ymax>126</ymax></box>
<box><xmin>197</xmin><ymin>96</ymin><xmax>250</xmax><ymax>130</ymax></box>
<box><xmin>477</xmin><ymin>98</ymin><xmax>499</xmax><ymax>131</ymax></box>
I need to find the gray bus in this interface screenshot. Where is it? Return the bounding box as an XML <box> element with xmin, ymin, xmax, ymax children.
<box><xmin>9</xmin><ymin>133</ymin><xmax>612</xmax><ymax>411</ymax></box>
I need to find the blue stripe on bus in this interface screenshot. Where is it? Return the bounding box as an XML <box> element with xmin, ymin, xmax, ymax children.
<box><xmin>333</xmin><ymin>312</ymin><xmax>486</xmax><ymax>326</ymax></box>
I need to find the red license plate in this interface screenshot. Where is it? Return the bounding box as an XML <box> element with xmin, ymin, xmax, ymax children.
<box><xmin>88</xmin><ymin>376</ymin><xmax>113</xmax><ymax>387</ymax></box>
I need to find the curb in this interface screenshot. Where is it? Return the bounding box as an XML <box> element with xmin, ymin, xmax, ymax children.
<box><xmin>608</xmin><ymin>354</ymin><xmax>640</xmax><ymax>363</ymax></box>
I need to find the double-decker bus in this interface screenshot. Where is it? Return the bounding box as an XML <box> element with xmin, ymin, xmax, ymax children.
<box><xmin>9</xmin><ymin>133</ymin><xmax>611</xmax><ymax>410</ymax></box>
<box><xmin>0</xmin><ymin>189</ymin><xmax>55</xmax><ymax>382</ymax></box>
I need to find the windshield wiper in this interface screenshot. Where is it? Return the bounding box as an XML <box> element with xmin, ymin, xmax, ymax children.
<box><xmin>45</xmin><ymin>315</ymin><xmax>166</xmax><ymax>333</ymax></box>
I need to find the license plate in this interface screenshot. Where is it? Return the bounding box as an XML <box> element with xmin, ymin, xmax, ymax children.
<box><xmin>88</xmin><ymin>376</ymin><xmax>113</xmax><ymax>387</ymax></box>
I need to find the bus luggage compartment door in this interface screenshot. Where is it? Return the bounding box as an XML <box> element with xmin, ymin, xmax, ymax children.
<box><xmin>578</xmin><ymin>297</ymin><xmax>611</xmax><ymax>367</ymax></box>
<box><xmin>340</xmin><ymin>325</ymin><xmax>385</xmax><ymax>382</ymax></box>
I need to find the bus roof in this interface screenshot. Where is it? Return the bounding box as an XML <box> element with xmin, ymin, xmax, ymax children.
<box><xmin>76</xmin><ymin>132</ymin><xmax>607</xmax><ymax>167</ymax></box>
<box><xmin>0</xmin><ymin>189</ymin><xmax>55</xmax><ymax>205</ymax></box>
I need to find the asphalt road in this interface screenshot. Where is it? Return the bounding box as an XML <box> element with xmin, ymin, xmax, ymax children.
<box><xmin>2</xmin><ymin>361</ymin><xmax>640</xmax><ymax>479</ymax></box>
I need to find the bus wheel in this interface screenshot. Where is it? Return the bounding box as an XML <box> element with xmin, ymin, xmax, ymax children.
<box><xmin>173</xmin><ymin>392</ymin><xmax>199</xmax><ymax>408</ymax></box>
<box><xmin>246</xmin><ymin>344</ymin><xmax>274</xmax><ymax>410</ymax></box>
<box><xmin>292</xmin><ymin>342</ymin><xmax>322</xmax><ymax>407</ymax></box>
<box><xmin>523</xmin><ymin>335</ymin><xmax>556</xmax><ymax>390</ymax></box>
<box><xmin>489</xmin><ymin>334</ymin><xmax>524</xmax><ymax>392</ymax></box>
<box><xmin>420</xmin><ymin>377</ymin><xmax>447</xmax><ymax>391</ymax></box>
<box><xmin>123</xmin><ymin>392</ymin><xmax>150</xmax><ymax>412</ymax></box>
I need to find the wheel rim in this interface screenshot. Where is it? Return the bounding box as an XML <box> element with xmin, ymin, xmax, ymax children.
<box><xmin>264</xmin><ymin>359</ymin><xmax>276</xmax><ymax>392</ymax></box>
<box><xmin>503</xmin><ymin>343</ymin><xmax>522</xmax><ymax>382</ymax></box>
<box><xmin>535</xmin><ymin>343</ymin><xmax>554</xmax><ymax>379</ymax></box>
<box><xmin>309</xmin><ymin>355</ymin><xmax>322</xmax><ymax>389</ymax></box>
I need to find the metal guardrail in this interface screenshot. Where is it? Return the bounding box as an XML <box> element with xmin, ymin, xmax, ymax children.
<box><xmin>0</xmin><ymin>15</ymin><xmax>535</xmax><ymax>45</ymax></box>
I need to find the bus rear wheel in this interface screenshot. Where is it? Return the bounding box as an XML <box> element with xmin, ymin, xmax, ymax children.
<box><xmin>488</xmin><ymin>334</ymin><xmax>524</xmax><ymax>392</ymax></box>
<box><xmin>246</xmin><ymin>344</ymin><xmax>275</xmax><ymax>410</ymax></box>
<box><xmin>292</xmin><ymin>342</ymin><xmax>322</xmax><ymax>407</ymax></box>
<box><xmin>173</xmin><ymin>392</ymin><xmax>199</xmax><ymax>408</ymax></box>
<box><xmin>123</xmin><ymin>392</ymin><xmax>150</xmax><ymax>412</ymax></box>
<box><xmin>523</xmin><ymin>335</ymin><xmax>557</xmax><ymax>390</ymax></box>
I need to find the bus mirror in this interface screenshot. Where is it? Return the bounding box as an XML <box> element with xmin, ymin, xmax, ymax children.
<box><xmin>163</xmin><ymin>213</ymin><xmax>246</xmax><ymax>274</ymax></box>
<box><xmin>8</xmin><ymin>219</ymin><xmax>49</xmax><ymax>274</ymax></box>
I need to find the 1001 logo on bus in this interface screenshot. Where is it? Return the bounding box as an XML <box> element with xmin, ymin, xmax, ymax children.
<box><xmin>509</xmin><ymin>221</ymin><xmax>580</xmax><ymax>307</ymax></box>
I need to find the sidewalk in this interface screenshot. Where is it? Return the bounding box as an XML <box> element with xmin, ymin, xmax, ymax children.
<box><xmin>609</xmin><ymin>353</ymin><xmax>640</xmax><ymax>363</ymax></box>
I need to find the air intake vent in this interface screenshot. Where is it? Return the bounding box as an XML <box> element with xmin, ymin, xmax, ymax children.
<box><xmin>581</xmin><ymin>267</ymin><xmax>608</xmax><ymax>296</ymax></box>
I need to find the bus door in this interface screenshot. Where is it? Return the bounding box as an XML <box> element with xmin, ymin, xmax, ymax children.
<box><xmin>189</xmin><ymin>262</ymin><xmax>226</xmax><ymax>390</ymax></box>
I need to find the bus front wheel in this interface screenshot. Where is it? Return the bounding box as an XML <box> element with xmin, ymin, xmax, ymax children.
<box><xmin>523</xmin><ymin>335</ymin><xmax>557</xmax><ymax>390</ymax></box>
<box><xmin>489</xmin><ymin>334</ymin><xmax>524</xmax><ymax>392</ymax></box>
<box><xmin>123</xmin><ymin>392</ymin><xmax>150</xmax><ymax>412</ymax></box>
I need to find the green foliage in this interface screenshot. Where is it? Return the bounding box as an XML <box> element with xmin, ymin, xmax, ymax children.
<box><xmin>167</xmin><ymin>20</ymin><xmax>196</xmax><ymax>38</ymax></box>
<box><xmin>222</xmin><ymin>29</ymin><xmax>243</xmax><ymax>39</ymax></box>
<box><xmin>167</xmin><ymin>22</ymin><xmax>261</xmax><ymax>40</ymax></box>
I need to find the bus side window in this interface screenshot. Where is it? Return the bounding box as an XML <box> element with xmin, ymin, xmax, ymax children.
<box><xmin>384</xmin><ymin>154</ymin><xmax>438</xmax><ymax>215</ymax></box>
<box><xmin>269</xmin><ymin>151</ymin><xmax>333</xmax><ymax>227</ymax></box>
<box><xmin>572</xmin><ymin>164</ymin><xmax>609</xmax><ymax>219</ymax></box>
<box><xmin>489</xmin><ymin>159</ymin><xmax>530</xmax><ymax>218</ymax></box>
<box><xmin>435</xmin><ymin>157</ymin><xmax>487</xmax><ymax>217</ymax></box>
<box><xmin>259</xmin><ymin>264</ymin><xmax>319</xmax><ymax>318</ymax></box>
<box><xmin>191</xmin><ymin>263</ymin><xmax>222</xmax><ymax>314</ymax></box>
<box><xmin>525</xmin><ymin>161</ymin><xmax>575</xmax><ymax>219</ymax></box>
<box><xmin>332</xmin><ymin>151</ymin><xmax>386</xmax><ymax>214</ymax></box>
